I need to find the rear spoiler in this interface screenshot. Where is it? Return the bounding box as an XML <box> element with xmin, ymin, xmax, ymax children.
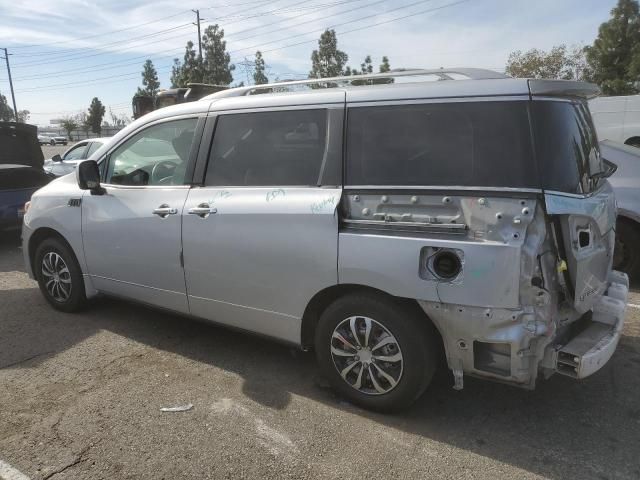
<box><xmin>528</xmin><ymin>79</ymin><xmax>601</xmax><ymax>100</ymax></box>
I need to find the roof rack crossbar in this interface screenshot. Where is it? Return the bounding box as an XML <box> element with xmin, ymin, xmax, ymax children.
<box><xmin>203</xmin><ymin>68</ymin><xmax>508</xmax><ymax>100</ymax></box>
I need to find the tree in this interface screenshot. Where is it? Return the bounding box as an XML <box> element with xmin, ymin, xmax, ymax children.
<box><xmin>344</xmin><ymin>55</ymin><xmax>392</xmax><ymax>84</ymax></box>
<box><xmin>136</xmin><ymin>59</ymin><xmax>160</xmax><ymax>99</ymax></box>
<box><xmin>76</xmin><ymin>112</ymin><xmax>90</xmax><ymax>137</ymax></box>
<box><xmin>253</xmin><ymin>50</ymin><xmax>268</xmax><ymax>85</ymax></box>
<box><xmin>86</xmin><ymin>98</ymin><xmax>105</xmax><ymax>135</ymax></box>
<box><xmin>505</xmin><ymin>44</ymin><xmax>587</xmax><ymax>80</ymax></box>
<box><xmin>108</xmin><ymin>108</ymin><xmax>129</xmax><ymax>127</ymax></box>
<box><xmin>379</xmin><ymin>56</ymin><xmax>391</xmax><ymax>73</ymax></box>
<box><xmin>201</xmin><ymin>25</ymin><xmax>235</xmax><ymax>85</ymax></box>
<box><xmin>171</xmin><ymin>41</ymin><xmax>202</xmax><ymax>87</ymax></box>
<box><xmin>60</xmin><ymin>116</ymin><xmax>78</xmax><ymax>140</ymax></box>
<box><xmin>309</xmin><ymin>29</ymin><xmax>348</xmax><ymax>78</ymax></box>
<box><xmin>16</xmin><ymin>110</ymin><xmax>30</xmax><ymax>123</ymax></box>
<box><xmin>585</xmin><ymin>0</ymin><xmax>640</xmax><ymax>95</ymax></box>
<box><xmin>360</xmin><ymin>55</ymin><xmax>373</xmax><ymax>75</ymax></box>
<box><xmin>0</xmin><ymin>92</ymin><xmax>14</xmax><ymax>121</ymax></box>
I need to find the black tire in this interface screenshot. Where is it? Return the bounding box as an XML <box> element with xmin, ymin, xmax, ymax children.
<box><xmin>49</xmin><ymin>139</ymin><xmax>55</xmax><ymax>146</ymax></box>
<box><xmin>614</xmin><ymin>219</ymin><xmax>640</xmax><ymax>279</ymax></box>
<box><xmin>315</xmin><ymin>292</ymin><xmax>436</xmax><ymax>412</ymax></box>
<box><xmin>34</xmin><ymin>237</ymin><xmax>86</xmax><ymax>312</ymax></box>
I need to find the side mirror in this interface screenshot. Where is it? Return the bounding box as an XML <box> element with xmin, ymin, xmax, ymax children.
<box><xmin>77</xmin><ymin>160</ymin><xmax>105</xmax><ymax>195</ymax></box>
<box><xmin>51</xmin><ymin>154</ymin><xmax>62</xmax><ymax>162</ymax></box>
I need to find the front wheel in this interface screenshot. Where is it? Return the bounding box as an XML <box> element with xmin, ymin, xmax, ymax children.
<box><xmin>34</xmin><ymin>237</ymin><xmax>86</xmax><ymax>312</ymax></box>
<box><xmin>315</xmin><ymin>293</ymin><xmax>436</xmax><ymax>412</ymax></box>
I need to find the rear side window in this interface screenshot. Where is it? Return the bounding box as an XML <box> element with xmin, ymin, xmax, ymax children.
<box><xmin>533</xmin><ymin>101</ymin><xmax>601</xmax><ymax>194</ymax></box>
<box><xmin>345</xmin><ymin>101</ymin><xmax>537</xmax><ymax>188</ymax></box>
<box><xmin>205</xmin><ymin>109</ymin><xmax>328</xmax><ymax>186</ymax></box>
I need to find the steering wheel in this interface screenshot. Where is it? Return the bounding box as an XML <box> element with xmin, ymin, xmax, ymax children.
<box><xmin>151</xmin><ymin>161</ymin><xmax>179</xmax><ymax>184</ymax></box>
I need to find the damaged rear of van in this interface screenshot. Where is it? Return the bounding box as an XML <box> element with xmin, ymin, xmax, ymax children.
<box><xmin>339</xmin><ymin>77</ymin><xmax>627</xmax><ymax>394</ymax></box>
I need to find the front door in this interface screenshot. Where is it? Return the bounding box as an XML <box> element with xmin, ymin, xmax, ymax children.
<box><xmin>82</xmin><ymin>117</ymin><xmax>200</xmax><ymax>313</ymax></box>
<box><xmin>182</xmin><ymin>106</ymin><xmax>344</xmax><ymax>343</ymax></box>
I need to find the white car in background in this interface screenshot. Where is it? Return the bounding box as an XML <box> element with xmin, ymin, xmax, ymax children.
<box><xmin>600</xmin><ymin>140</ymin><xmax>640</xmax><ymax>278</ymax></box>
<box><xmin>43</xmin><ymin>138</ymin><xmax>109</xmax><ymax>177</ymax></box>
<box><xmin>590</xmin><ymin>95</ymin><xmax>640</xmax><ymax>147</ymax></box>
<box><xmin>37</xmin><ymin>134</ymin><xmax>55</xmax><ymax>146</ymax></box>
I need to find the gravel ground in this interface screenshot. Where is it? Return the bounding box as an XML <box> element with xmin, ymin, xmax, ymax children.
<box><xmin>0</xmin><ymin>230</ymin><xmax>639</xmax><ymax>480</ymax></box>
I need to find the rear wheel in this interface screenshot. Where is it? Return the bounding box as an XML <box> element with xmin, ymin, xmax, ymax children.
<box><xmin>315</xmin><ymin>292</ymin><xmax>436</xmax><ymax>412</ymax></box>
<box><xmin>613</xmin><ymin>219</ymin><xmax>640</xmax><ymax>278</ymax></box>
<box><xmin>34</xmin><ymin>237</ymin><xmax>86</xmax><ymax>312</ymax></box>
<box><xmin>49</xmin><ymin>139</ymin><xmax>55</xmax><ymax>146</ymax></box>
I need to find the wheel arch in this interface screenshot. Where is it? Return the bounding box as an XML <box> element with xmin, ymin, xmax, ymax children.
<box><xmin>300</xmin><ymin>283</ymin><xmax>442</xmax><ymax>350</ymax></box>
<box><xmin>28</xmin><ymin>227</ymin><xmax>80</xmax><ymax>277</ymax></box>
<box><xmin>618</xmin><ymin>211</ymin><xmax>640</xmax><ymax>228</ymax></box>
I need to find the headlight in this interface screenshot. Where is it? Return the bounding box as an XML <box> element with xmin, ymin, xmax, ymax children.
<box><xmin>24</xmin><ymin>201</ymin><xmax>31</xmax><ymax>213</ymax></box>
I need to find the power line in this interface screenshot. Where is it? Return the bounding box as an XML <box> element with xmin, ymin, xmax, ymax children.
<box><xmin>10</xmin><ymin>0</ymin><xmax>368</xmax><ymax>76</ymax></box>
<box><xmin>15</xmin><ymin>66</ymin><xmax>175</xmax><ymax>94</ymax></box>
<box><xmin>7</xmin><ymin>10</ymin><xmax>193</xmax><ymax>49</ymax></box>
<box><xmin>12</xmin><ymin>0</ymin><xmax>365</xmax><ymax>79</ymax></box>
<box><xmin>9</xmin><ymin>0</ymin><xmax>279</xmax><ymax>67</ymax></box>
<box><xmin>13</xmin><ymin>51</ymin><xmax>184</xmax><ymax>82</ymax></box>
<box><xmin>13</xmin><ymin>0</ymin><xmax>365</xmax><ymax>63</ymax></box>
<box><xmin>12</xmin><ymin>23</ymin><xmax>195</xmax><ymax>60</ymax></box>
<box><xmin>247</xmin><ymin>0</ymin><xmax>470</xmax><ymax>57</ymax></box>
<box><xmin>14</xmin><ymin>0</ymin><xmax>469</xmax><ymax>94</ymax></box>
<box><xmin>229</xmin><ymin>0</ymin><xmax>381</xmax><ymax>45</ymax></box>
<box><xmin>229</xmin><ymin>0</ymin><xmax>434</xmax><ymax>55</ymax></box>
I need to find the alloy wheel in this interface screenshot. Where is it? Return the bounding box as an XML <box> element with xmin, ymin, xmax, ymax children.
<box><xmin>41</xmin><ymin>252</ymin><xmax>72</xmax><ymax>302</ymax></box>
<box><xmin>330</xmin><ymin>316</ymin><xmax>404</xmax><ymax>395</ymax></box>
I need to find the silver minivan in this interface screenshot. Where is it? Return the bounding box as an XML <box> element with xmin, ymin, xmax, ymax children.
<box><xmin>22</xmin><ymin>69</ymin><xmax>629</xmax><ymax>411</ymax></box>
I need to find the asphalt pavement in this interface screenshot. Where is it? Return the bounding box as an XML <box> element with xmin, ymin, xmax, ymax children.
<box><xmin>1</xmin><ymin>230</ymin><xmax>639</xmax><ymax>479</ymax></box>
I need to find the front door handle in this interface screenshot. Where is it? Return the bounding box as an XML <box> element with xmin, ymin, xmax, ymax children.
<box><xmin>187</xmin><ymin>203</ymin><xmax>217</xmax><ymax>218</ymax></box>
<box><xmin>153</xmin><ymin>204</ymin><xmax>178</xmax><ymax>218</ymax></box>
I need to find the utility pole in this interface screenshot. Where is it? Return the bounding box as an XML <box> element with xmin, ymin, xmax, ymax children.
<box><xmin>237</xmin><ymin>57</ymin><xmax>255</xmax><ymax>85</ymax></box>
<box><xmin>1</xmin><ymin>48</ymin><xmax>18</xmax><ymax>121</ymax></box>
<box><xmin>192</xmin><ymin>9</ymin><xmax>203</xmax><ymax>60</ymax></box>
<box><xmin>192</xmin><ymin>9</ymin><xmax>204</xmax><ymax>83</ymax></box>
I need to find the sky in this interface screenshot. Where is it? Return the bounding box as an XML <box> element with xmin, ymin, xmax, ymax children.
<box><xmin>0</xmin><ymin>0</ymin><xmax>620</xmax><ymax>127</ymax></box>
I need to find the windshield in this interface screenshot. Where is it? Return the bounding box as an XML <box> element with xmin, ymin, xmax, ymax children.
<box><xmin>532</xmin><ymin>100</ymin><xmax>602</xmax><ymax>194</ymax></box>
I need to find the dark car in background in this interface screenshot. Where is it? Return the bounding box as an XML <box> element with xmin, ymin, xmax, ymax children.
<box><xmin>0</xmin><ymin>122</ymin><xmax>54</xmax><ymax>231</ymax></box>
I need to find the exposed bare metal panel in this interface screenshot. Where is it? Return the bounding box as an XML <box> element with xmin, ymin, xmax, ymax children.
<box><xmin>338</xmin><ymin>190</ymin><xmax>621</xmax><ymax>388</ymax></box>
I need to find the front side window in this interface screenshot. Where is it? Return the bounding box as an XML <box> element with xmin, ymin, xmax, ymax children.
<box><xmin>63</xmin><ymin>143</ymin><xmax>88</xmax><ymax>161</ymax></box>
<box><xmin>346</xmin><ymin>101</ymin><xmax>537</xmax><ymax>188</ymax></box>
<box><xmin>105</xmin><ymin>118</ymin><xmax>197</xmax><ymax>186</ymax></box>
<box><xmin>205</xmin><ymin>109</ymin><xmax>328</xmax><ymax>186</ymax></box>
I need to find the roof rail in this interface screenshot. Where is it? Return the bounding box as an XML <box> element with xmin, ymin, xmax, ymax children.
<box><xmin>202</xmin><ymin>68</ymin><xmax>509</xmax><ymax>100</ymax></box>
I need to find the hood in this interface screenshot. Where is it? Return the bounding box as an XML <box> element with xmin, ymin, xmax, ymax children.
<box><xmin>0</xmin><ymin>122</ymin><xmax>44</xmax><ymax>169</ymax></box>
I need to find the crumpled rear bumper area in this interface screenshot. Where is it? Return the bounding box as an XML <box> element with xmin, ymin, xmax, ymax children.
<box><xmin>555</xmin><ymin>270</ymin><xmax>629</xmax><ymax>379</ymax></box>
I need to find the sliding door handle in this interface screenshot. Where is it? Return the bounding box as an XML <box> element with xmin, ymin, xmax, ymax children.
<box><xmin>188</xmin><ymin>204</ymin><xmax>217</xmax><ymax>218</ymax></box>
